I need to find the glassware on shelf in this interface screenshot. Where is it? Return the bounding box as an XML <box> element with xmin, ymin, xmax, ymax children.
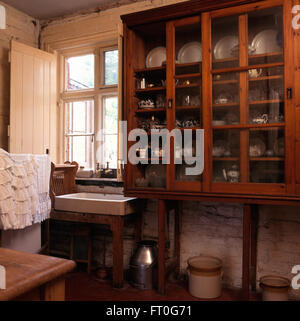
<box><xmin>249</xmin><ymin>137</ymin><xmax>266</xmax><ymax>157</ymax></box>
<box><xmin>138</xmin><ymin>99</ymin><xmax>155</xmax><ymax>109</ymax></box>
<box><xmin>137</xmin><ymin>78</ymin><xmax>146</xmax><ymax>89</ymax></box>
<box><xmin>251</xmin><ymin>113</ymin><xmax>269</xmax><ymax>124</ymax></box>
<box><xmin>212</xmin><ymin>120</ymin><xmax>226</xmax><ymax>126</ymax></box>
<box><xmin>248</xmin><ymin>68</ymin><xmax>262</xmax><ymax>78</ymax></box>
<box><xmin>145</xmin><ymin>164</ymin><xmax>166</xmax><ymax>188</ymax></box>
<box><xmin>212</xmin><ymin>140</ymin><xmax>228</xmax><ymax>157</ymax></box>
<box><xmin>176</xmin><ymin>119</ymin><xmax>201</xmax><ymax>128</ymax></box>
<box><xmin>176</xmin><ymin>163</ymin><xmax>202</xmax><ymax>181</ymax></box>
<box><xmin>155</xmin><ymin>94</ymin><xmax>165</xmax><ymax>108</ymax></box>
<box><xmin>222</xmin><ymin>165</ymin><xmax>240</xmax><ymax>182</ymax></box>
<box><xmin>214</xmin><ymin>92</ymin><xmax>234</xmax><ymax>104</ymax></box>
<box><xmin>135</xmin><ymin>177</ymin><xmax>149</xmax><ymax>187</ymax></box>
<box><xmin>249</xmin><ymin>88</ymin><xmax>262</xmax><ymax>101</ymax></box>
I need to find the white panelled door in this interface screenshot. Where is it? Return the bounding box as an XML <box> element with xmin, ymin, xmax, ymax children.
<box><xmin>9</xmin><ymin>40</ymin><xmax>57</xmax><ymax>161</ymax></box>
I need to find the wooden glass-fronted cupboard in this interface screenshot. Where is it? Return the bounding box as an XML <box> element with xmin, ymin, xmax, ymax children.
<box><xmin>122</xmin><ymin>0</ymin><xmax>300</xmax><ymax>202</ymax></box>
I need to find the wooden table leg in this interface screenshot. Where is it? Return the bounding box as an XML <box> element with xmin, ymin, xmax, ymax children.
<box><xmin>111</xmin><ymin>216</ymin><xmax>124</xmax><ymax>288</ymax></box>
<box><xmin>134</xmin><ymin>200</ymin><xmax>145</xmax><ymax>243</ymax></box>
<box><xmin>250</xmin><ymin>205</ymin><xmax>259</xmax><ymax>292</ymax></box>
<box><xmin>242</xmin><ymin>204</ymin><xmax>251</xmax><ymax>300</ymax></box>
<box><xmin>174</xmin><ymin>200</ymin><xmax>181</xmax><ymax>277</ymax></box>
<box><xmin>43</xmin><ymin>219</ymin><xmax>50</xmax><ymax>255</ymax></box>
<box><xmin>158</xmin><ymin>199</ymin><xmax>166</xmax><ymax>295</ymax></box>
<box><xmin>43</xmin><ymin>277</ymin><xmax>65</xmax><ymax>301</ymax></box>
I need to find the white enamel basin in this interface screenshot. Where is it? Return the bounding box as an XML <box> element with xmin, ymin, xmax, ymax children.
<box><xmin>54</xmin><ymin>193</ymin><xmax>138</xmax><ymax>216</ymax></box>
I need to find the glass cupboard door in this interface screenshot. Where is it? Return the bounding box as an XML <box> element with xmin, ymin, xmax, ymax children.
<box><xmin>127</xmin><ymin>22</ymin><xmax>168</xmax><ymax>190</ymax></box>
<box><xmin>167</xmin><ymin>16</ymin><xmax>203</xmax><ymax>191</ymax></box>
<box><xmin>210</xmin><ymin>5</ymin><xmax>287</xmax><ymax>194</ymax></box>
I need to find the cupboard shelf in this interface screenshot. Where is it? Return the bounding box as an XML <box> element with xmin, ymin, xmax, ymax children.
<box><xmin>213</xmin><ymin>157</ymin><xmax>284</xmax><ymax>162</ymax></box>
<box><xmin>212</xmin><ymin>62</ymin><xmax>284</xmax><ymax>75</ymax></box>
<box><xmin>249</xmin><ymin>99</ymin><xmax>283</xmax><ymax>105</ymax></box>
<box><xmin>213</xmin><ymin>75</ymin><xmax>283</xmax><ymax>85</ymax></box>
<box><xmin>175</xmin><ymin>73</ymin><xmax>202</xmax><ymax>79</ymax></box>
<box><xmin>135</xmin><ymin>66</ymin><xmax>166</xmax><ymax>73</ymax></box>
<box><xmin>213</xmin><ymin>79</ymin><xmax>238</xmax><ymax>85</ymax></box>
<box><xmin>212</xmin><ymin>99</ymin><xmax>283</xmax><ymax>109</ymax></box>
<box><xmin>212</xmin><ymin>51</ymin><xmax>283</xmax><ymax>64</ymax></box>
<box><xmin>176</xmin><ymin>105</ymin><xmax>201</xmax><ymax>111</ymax></box>
<box><xmin>249</xmin><ymin>75</ymin><xmax>283</xmax><ymax>82</ymax></box>
<box><xmin>175</xmin><ymin>83</ymin><xmax>201</xmax><ymax>89</ymax></box>
<box><xmin>135</xmin><ymin>107</ymin><xmax>165</xmax><ymax>114</ymax></box>
<box><xmin>176</xmin><ymin>126</ymin><xmax>202</xmax><ymax>131</ymax></box>
<box><xmin>213</xmin><ymin>102</ymin><xmax>239</xmax><ymax>108</ymax></box>
<box><xmin>175</xmin><ymin>61</ymin><xmax>201</xmax><ymax>68</ymax></box>
<box><xmin>213</xmin><ymin>123</ymin><xmax>285</xmax><ymax>130</ymax></box>
<box><xmin>213</xmin><ymin>157</ymin><xmax>239</xmax><ymax>161</ymax></box>
<box><xmin>248</xmin><ymin>51</ymin><xmax>283</xmax><ymax>59</ymax></box>
<box><xmin>135</xmin><ymin>86</ymin><xmax>165</xmax><ymax>93</ymax></box>
<box><xmin>250</xmin><ymin>157</ymin><xmax>284</xmax><ymax>161</ymax></box>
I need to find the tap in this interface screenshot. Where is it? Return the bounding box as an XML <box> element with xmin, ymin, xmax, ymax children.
<box><xmin>95</xmin><ymin>162</ymin><xmax>102</xmax><ymax>177</ymax></box>
<box><xmin>104</xmin><ymin>162</ymin><xmax>111</xmax><ymax>175</ymax></box>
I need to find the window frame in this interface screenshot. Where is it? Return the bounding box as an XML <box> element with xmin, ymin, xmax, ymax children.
<box><xmin>59</xmin><ymin>43</ymin><xmax>119</xmax><ymax>171</ymax></box>
<box><xmin>100</xmin><ymin>46</ymin><xmax>119</xmax><ymax>89</ymax></box>
<box><xmin>64</xmin><ymin>98</ymin><xmax>95</xmax><ymax>169</ymax></box>
<box><xmin>99</xmin><ymin>92</ymin><xmax>119</xmax><ymax>169</ymax></box>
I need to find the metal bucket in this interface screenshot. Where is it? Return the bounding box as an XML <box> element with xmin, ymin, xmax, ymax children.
<box><xmin>129</xmin><ymin>240</ymin><xmax>157</xmax><ymax>290</ymax></box>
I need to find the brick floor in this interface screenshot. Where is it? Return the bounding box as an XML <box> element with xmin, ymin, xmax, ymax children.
<box><xmin>65</xmin><ymin>269</ymin><xmax>260</xmax><ymax>301</ymax></box>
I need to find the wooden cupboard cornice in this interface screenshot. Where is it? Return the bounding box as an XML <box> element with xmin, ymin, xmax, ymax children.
<box><xmin>121</xmin><ymin>0</ymin><xmax>263</xmax><ymax>27</ymax></box>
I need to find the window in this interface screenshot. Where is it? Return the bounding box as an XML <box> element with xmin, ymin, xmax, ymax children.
<box><xmin>103</xmin><ymin>49</ymin><xmax>118</xmax><ymax>85</ymax></box>
<box><xmin>61</xmin><ymin>47</ymin><xmax>118</xmax><ymax>171</ymax></box>
<box><xmin>66</xmin><ymin>54</ymin><xmax>94</xmax><ymax>90</ymax></box>
<box><xmin>102</xmin><ymin>95</ymin><xmax>118</xmax><ymax>169</ymax></box>
<box><xmin>65</xmin><ymin>100</ymin><xmax>94</xmax><ymax>168</ymax></box>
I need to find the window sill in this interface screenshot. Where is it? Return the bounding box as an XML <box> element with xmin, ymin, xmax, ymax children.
<box><xmin>75</xmin><ymin>177</ymin><xmax>123</xmax><ymax>187</ymax></box>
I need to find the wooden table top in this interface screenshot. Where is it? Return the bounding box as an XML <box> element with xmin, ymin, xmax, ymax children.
<box><xmin>0</xmin><ymin>248</ymin><xmax>76</xmax><ymax>301</ymax></box>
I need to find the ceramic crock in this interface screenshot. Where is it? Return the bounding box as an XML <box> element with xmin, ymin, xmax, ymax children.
<box><xmin>187</xmin><ymin>255</ymin><xmax>223</xmax><ymax>299</ymax></box>
<box><xmin>259</xmin><ymin>275</ymin><xmax>290</xmax><ymax>301</ymax></box>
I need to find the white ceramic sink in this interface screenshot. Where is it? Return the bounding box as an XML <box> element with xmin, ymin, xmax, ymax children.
<box><xmin>54</xmin><ymin>193</ymin><xmax>138</xmax><ymax>216</ymax></box>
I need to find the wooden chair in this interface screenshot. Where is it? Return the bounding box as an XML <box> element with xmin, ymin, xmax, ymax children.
<box><xmin>47</xmin><ymin>161</ymin><xmax>93</xmax><ymax>273</ymax></box>
<box><xmin>49</xmin><ymin>161</ymin><xmax>79</xmax><ymax>203</ymax></box>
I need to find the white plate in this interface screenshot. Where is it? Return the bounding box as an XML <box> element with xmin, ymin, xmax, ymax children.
<box><xmin>177</xmin><ymin>41</ymin><xmax>202</xmax><ymax>63</ymax></box>
<box><xmin>146</xmin><ymin>47</ymin><xmax>166</xmax><ymax>68</ymax></box>
<box><xmin>214</xmin><ymin>36</ymin><xmax>238</xmax><ymax>59</ymax></box>
<box><xmin>251</xmin><ymin>29</ymin><xmax>281</xmax><ymax>55</ymax></box>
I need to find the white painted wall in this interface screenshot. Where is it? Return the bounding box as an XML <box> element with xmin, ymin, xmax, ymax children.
<box><xmin>1</xmin><ymin>223</ymin><xmax>41</xmax><ymax>253</ymax></box>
